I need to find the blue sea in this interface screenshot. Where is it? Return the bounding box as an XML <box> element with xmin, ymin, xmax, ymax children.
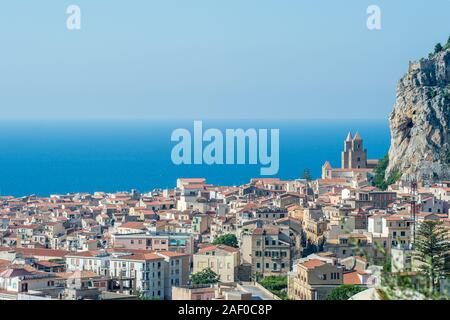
<box><xmin>0</xmin><ymin>120</ymin><xmax>390</xmax><ymax>197</ymax></box>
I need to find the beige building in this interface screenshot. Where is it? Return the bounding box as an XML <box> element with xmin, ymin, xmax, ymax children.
<box><xmin>241</xmin><ymin>226</ymin><xmax>292</xmax><ymax>277</ymax></box>
<box><xmin>288</xmin><ymin>258</ymin><xmax>344</xmax><ymax>300</ymax></box>
<box><xmin>172</xmin><ymin>284</ymin><xmax>215</xmax><ymax>300</ymax></box>
<box><xmin>193</xmin><ymin>244</ymin><xmax>240</xmax><ymax>282</ymax></box>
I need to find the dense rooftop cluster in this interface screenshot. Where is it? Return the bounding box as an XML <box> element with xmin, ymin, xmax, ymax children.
<box><xmin>0</xmin><ymin>135</ymin><xmax>449</xmax><ymax>300</ymax></box>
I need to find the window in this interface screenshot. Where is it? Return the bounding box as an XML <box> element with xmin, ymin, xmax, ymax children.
<box><xmin>256</xmin><ymin>263</ymin><xmax>261</xmax><ymax>269</ymax></box>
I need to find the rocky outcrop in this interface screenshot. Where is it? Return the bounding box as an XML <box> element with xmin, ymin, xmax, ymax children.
<box><xmin>387</xmin><ymin>47</ymin><xmax>450</xmax><ymax>182</ymax></box>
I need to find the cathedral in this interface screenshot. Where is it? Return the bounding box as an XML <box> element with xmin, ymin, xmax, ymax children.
<box><xmin>321</xmin><ymin>132</ymin><xmax>378</xmax><ymax>180</ymax></box>
<box><xmin>341</xmin><ymin>132</ymin><xmax>367</xmax><ymax>169</ymax></box>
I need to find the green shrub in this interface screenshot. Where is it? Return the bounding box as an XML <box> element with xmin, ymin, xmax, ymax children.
<box><xmin>326</xmin><ymin>285</ymin><xmax>365</xmax><ymax>300</ymax></box>
<box><xmin>211</xmin><ymin>233</ymin><xmax>238</xmax><ymax>248</ymax></box>
<box><xmin>259</xmin><ymin>276</ymin><xmax>288</xmax><ymax>300</ymax></box>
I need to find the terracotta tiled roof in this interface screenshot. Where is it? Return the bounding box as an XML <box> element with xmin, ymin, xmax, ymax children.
<box><xmin>118</xmin><ymin>222</ymin><xmax>146</xmax><ymax>230</ymax></box>
<box><xmin>0</xmin><ymin>247</ymin><xmax>69</xmax><ymax>258</ymax></box>
<box><xmin>197</xmin><ymin>244</ymin><xmax>238</xmax><ymax>254</ymax></box>
<box><xmin>301</xmin><ymin>259</ymin><xmax>326</xmax><ymax>269</ymax></box>
<box><xmin>343</xmin><ymin>271</ymin><xmax>362</xmax><ymax>285</ymax></box>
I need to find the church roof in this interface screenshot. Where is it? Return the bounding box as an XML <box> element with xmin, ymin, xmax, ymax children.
<box><xmin>345</xmin><ymin>132</ymin><xmax>353</xmax><ymax>141</ymax></box>
<box><xmin>353</xmin><ymin>132</ymin><xmax>362</xmax><ymax>140</ymax></box>
<box><xmin>323</xmin><ymin>161</ymin><xmax>332</xmax><ymax>169</ymax></box>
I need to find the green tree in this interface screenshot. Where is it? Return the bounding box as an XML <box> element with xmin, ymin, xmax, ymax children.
<box><xmin>190</xmin><ymin>267</ymin><xmax>220</xmax><ymax>285</ymax></box>
<box><xmin>434</xmin><ymin>43</ymin><xmax>443</xmax><ymax>54</ymax></box>
<box><xmin>373</xmin><ymin>155</ymin><xmax>389</xmax><ymax>189</ymax></box>
<box><xmin>326</xmin><ymin>285</ymin><xmax>365</xmax><ymax>300</ymax></box>
<box><xmin>413</xmin><ymin>220</ymin><xmax>450</xmax><ymax>295</ymax></box>
<box><xmin>372</xmin><ymin>155</ymin><xmax>401</xmax><ymax>190</ymax></box>
<box><xmin>212</xmin><ymin>233</ymin><xmax>238</xmax><ymax>248</ymax></box>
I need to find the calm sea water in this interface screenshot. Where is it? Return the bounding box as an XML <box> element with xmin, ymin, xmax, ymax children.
<box><xmin>0</xmin><ymin>120</ymin><xmax>390</xmax><ymax>196</ymax></box>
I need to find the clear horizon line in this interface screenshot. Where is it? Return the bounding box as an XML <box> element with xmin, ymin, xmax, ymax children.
<box><xmin>0</xmin><ymin>116</ymin><xmax>389</xmax><ymax>121</ymax></box>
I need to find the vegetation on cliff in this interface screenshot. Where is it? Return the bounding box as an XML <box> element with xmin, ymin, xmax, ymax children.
<box><xmin>430</xmin><ymin>36</ymin><xmax>450</xmax><ymax>57</ymax></box>
<box><xmin>373</xmin><ymin>155</ymin><xmax>401</xmax><ymax>190</ymax></box>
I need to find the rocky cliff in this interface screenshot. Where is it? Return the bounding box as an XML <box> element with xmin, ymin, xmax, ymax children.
<box><xmin>387</xmin><ymin>46</ymin><xmax>450</xmax><ymax>182</ymax></box>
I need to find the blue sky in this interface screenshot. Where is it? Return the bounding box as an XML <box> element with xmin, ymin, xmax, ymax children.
<box><xmin>0</xmin><ymin>0</ymin><xmax>448</xmax><ymax>120</ymax></box>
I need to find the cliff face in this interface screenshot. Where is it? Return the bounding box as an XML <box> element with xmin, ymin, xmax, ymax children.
<box><xmin>387</xmin><ymin>48</ymin><xmax>450</xmax><ymax>182</ymax></box>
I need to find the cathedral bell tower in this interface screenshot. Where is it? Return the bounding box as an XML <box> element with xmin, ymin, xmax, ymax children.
<box><xmin>341</xmin><ymin>132</ymin><xmax>367</xmax><ymax>169</ymax></box>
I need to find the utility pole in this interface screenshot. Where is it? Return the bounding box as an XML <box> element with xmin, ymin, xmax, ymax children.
<box><xmin>410</xmin><ymin>180</ymin><xmax>418</xmax><ymax>247</ymax></box>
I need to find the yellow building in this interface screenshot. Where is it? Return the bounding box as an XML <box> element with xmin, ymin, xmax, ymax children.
<box><xmin>288</xmin><ymin>258</ymin><xmax>344</xmax><ymax>300</ymax></box>
<box><xmin>193</xmin><ymin>244</ymin><xmax>240</xmax><ymax>282</ymax></box>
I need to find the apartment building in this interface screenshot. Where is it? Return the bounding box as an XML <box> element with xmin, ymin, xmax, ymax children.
<box><xmin>156</xmin><ymin>251</ymin><xmax>190</xmax><ymax>299</ymax></box>
<box><xmin>66</xmin><ymin>250</ymin><xmax>111</xmax><ymax>276</ymax></box>
<box><xmin>241</xmin><ymin>226</ymin><xmax>292</xmax><ymax>277</ymax></box>
<box><xmin>193</xmin><ymin>244</ymin><xmax>240</xmax><ymax>282</ymax></box>
<box><xmin>111</xmin><ymin>232</ymin><xmax>194</xmax><ymax>254</ymax></box>
<box><xmin>109</xmin><ymin>252</ymin><xmax>165</xmax><ymax>299</ymax></box>
<box><xmin>368</xmin><ymin>214</ymin><xmax>412</xmax><ymax>250</ymax></box>
<box><xmin>0</xmin><ymin>266</ymin><xmax>58</xmax><ymax>299</ymax></box>
<box><xmin>252</xmin><ymin>207</ymin><xmax>288</xmax><ymax>221</ymax></box>
<box><xmin>65</xmin><ymin>248</ymin><xmax>190</xmax><ymax>299</ymax></box>
<box><xmin>288</xmin><ymin>258</ymin><xmax>344</xmax><ymax>300</ymax></box>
